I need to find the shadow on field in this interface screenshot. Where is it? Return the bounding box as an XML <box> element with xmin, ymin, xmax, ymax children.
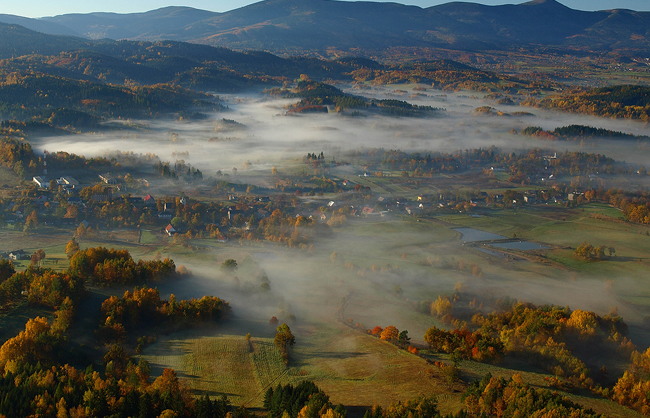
<box><xmin>345</xmin><ymin>406</ymin><xmax>370</xmax><ymax>418</ymax></box>
<box><xmin>147</xmin><ymin>360</ymin><xmax>190</xmax><ymax>379</ymax></box>
<box><xmin>607</xmin><ymin>256</ymin><xmax>645</xmax><ymax>262</ymax></box>
<box><xmin>308</xmin><ymin>351</ymin><xmax>367</xmax><ymax>359</ymax></box>
<box><xmin>190</xmin><ymin>388</ymin><xmax>240</xmax><ymax>398</ymax></box>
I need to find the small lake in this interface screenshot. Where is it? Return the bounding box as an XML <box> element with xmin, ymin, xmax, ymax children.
<box><xmin>490</xmin><ymin>241</ymin><xmax>549</xmax><ymax>251</ymax></box>
<box><xmin>454</xmin><ymin>227</ymin><xmax>506</xmax><ymax>242</ymax></box>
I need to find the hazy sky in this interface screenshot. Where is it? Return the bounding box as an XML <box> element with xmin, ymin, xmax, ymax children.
<box><xmin>2</xmin><ymin>0</ymin><xmax>647</xmax><ymax>18</ymax></box>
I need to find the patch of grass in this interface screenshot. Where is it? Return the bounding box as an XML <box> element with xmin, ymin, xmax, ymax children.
<box><xmin>139</xmin><ymin>229</ymin><xmax>160</xmax><ymax>245</ymax></box>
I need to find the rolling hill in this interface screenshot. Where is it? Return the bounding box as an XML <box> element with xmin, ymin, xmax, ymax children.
<box><xmin>35</xmin><ymin>0</ymin><xmax>650</xmax><ymax>55</ymax></box>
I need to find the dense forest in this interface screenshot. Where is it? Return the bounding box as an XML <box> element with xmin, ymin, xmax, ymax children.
<box><xmin>521</xmin><ymin>124</ymin><xmax>647</xmax><ymax>141</ymax></box>
<box><xmin>525</xmin><ymin>85</ymin><xmax>650</xmax><ymax>121</ymax></box>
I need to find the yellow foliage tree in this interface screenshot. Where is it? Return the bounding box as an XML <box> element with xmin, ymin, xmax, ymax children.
<box><xmin>431</xmin><ymin>296</ymin><xmax>453</xmax><ymax>317</ymax></box>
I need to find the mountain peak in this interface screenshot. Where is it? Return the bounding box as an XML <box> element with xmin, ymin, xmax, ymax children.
<box><xmin>522</xmin><ymin>0</ymin><xmax>570</xmax><ymax>8</ymax></box>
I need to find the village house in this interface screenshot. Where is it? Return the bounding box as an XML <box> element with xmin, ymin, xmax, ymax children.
<box><xmin>59</xmin><ymin>176</ymin><xmax>79</xmax><ymax>188</ymax></box>
<box><xmin>9</xmin><ymin>250</ymin><xmax>28</xmax><ymax>260</ymax></box>
<box><xmin>362</xmin><ymin>207</ymin><xmax>375</xmax><ymax>216</ymax></box>
<box><xmin>33</xmin><ymin>176</ymin><xmax>48</xmax><ymax>189</ymax></box>
<box><xmin>91</xmin><ymin>188</ymin><xmax>113</xmax><ymax>202</ymax></box>
<box><xmin>99</xmin><ymin>174</ymin><xmax>117</xmax><ymax>184</ymax></box>
<box><xmin>144</xmin><ymin>194</ymin><xmax>156</xmax><ymax>207</ymax></box>
<box><xmin>67</xmin><ymin>196</ymin><xmax>83</xmax><ymax>206</ymax></box>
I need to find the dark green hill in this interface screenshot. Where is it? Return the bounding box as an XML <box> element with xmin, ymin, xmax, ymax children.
<box><xmin>0</xmin><ymin>23</ymin><xmax>89</xmax><ymax>58</ymax></box>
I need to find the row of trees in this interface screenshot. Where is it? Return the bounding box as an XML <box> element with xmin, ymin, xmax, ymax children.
<box><xmin>69</xmin><ymin>246</ymin><xmax>176</xmax><ymax>284</ymax></box>
<box><xmin>266</xmin><ymin>378</ymin><xmax>602</xmax><ymax>418</ymax></box>
<box><xmin>264</xmin><ymin>381</ymin><xmax>346</xmax><ymax>418</ymax></box>
<box><xmin>522</xmin><ymin>124</ymin><xmax>642</xmax><ymax>140</ymax></box>
<box><xmin>99</xmin><ymin>287</ymin><xmax>231</xmax><ymax>344</ymax></box>
<box><xmin>575</xmin><ymin>242</ymin><xmax>614</xmax><ymax>260</ymax></box>
<box><xmin>424</xmin><ymin>326</ymin><xmax>503</xmax><ymax>363</ymax></box>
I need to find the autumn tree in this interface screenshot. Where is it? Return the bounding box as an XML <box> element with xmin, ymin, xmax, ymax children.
<box><xmin>0</xmin><ymin>259</ymin><xmax>15</xmax><ymax>282</ymax></box>
<box><xmin>274</xmin><ymin>323</ymin><xmax>295</xmax><ymax>364</ymax></box>
<box><xmin>430</xmin><ymin>295</ymin><xmax>453</xmax><ymax>317</ymax></box>
<box><xmin>65</xmin><ymin>238</ymin><xmax>80</xmax><ymax>259</ymax></box>
<box><xmin>30</xmin><ymin>249</ymin><xmax>46</xmax><ymax>266</ymax></box>
<box><xmin>380</xmin><ymin>325</ymin><xmax>399</xmax><ymax>343</ymax></box>
<box><xmin>221</xmin><ymin>259</ymin><xmax>238</xmax><ymax>272</ymax></box>
<box><xmin>24</xmin><ymin>209</ymin><xmax>39</xmax><ymax>230</ymax></box>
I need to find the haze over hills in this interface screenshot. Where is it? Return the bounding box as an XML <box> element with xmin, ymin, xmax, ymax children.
<box><xmin>25</xmin><ymin>0</ymin><xmax>650</xmax><ymax>56</ymax></box>
<box><xmin>0</xmin><ymin>14</ymin><xmax>82</xmax><ymax>37</ymax></box>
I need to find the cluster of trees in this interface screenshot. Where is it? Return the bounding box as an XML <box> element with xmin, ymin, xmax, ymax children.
<box><xmin>69</xmin><ymin>246</ymin><xmax>176</xmax><ymax>284</ymax></box>
<box><xmin>418</xmin><ymin>289</ymin><xmax>635</xmax><ymax>390</ymax></box>
<box><xmin>424</xmin><ymin>326</ymin><xmax>504</xmax><ymax>362</ymax></box>
<box><xmin>0</xmin><ymin>263</ymin><xmax>83</xmax><ymax>314</ymax></box>
<box><xmin>0</xmin><ymin>137</ymin><xmax>118</xmax><ymax>181</ymax></box>
<box><xmin>575</xmin><ymin>242</ymin><xmax>614</xmax><ymax>260</ymax></box>
<box><xmin>0</xmin><ymin>72</ymin><xmax>215</xmax><ymax>126</ymax></box>
<box><xmin>264</xmin><ymin>381</ymin><xmax>346</xmax><ymax>418</ymax></box>
<box><xmin>255</xmin><ymin>209</ymin><xmax>315</xmax><ymax>247</ymax></box>
<box><xmin>367</xmin><ymin>325</ymin><xmax>412</xmax><ymax>348</ymax></box>
<box><xmin>0</xmin><ymin>241</ymin><xmax>240</xmax><ymax>417</ymax></box>
<box><xmin>522</xmin><ymin>124</ymin><xmax>643</xmax><ymax>141</ymax></box>
<box><xmin>349</xmin><ymin>59</ymin><xmax>504</xmax><ymax>91</ymax></box>
<box><xmin>461</xmin><ymin>373</ymin><xmax>602</xmax><ymax>418</ymax></box>
<box><xmin>0</xmin><ymin>267</ymin><xmax>85</xmax><ymax>369</ymax></box>
<box><xmin>611</xmin><ymin>347</ymin><xmax>650</xmax><ymax>415</ymax></box>
<box><xmin>99</xmin><ymin>287</ymin><xmax>230</xmax><ymax>344</ymax></box>
<box><xmin>153</xmin><ymin>160</ymin><xmax>203</xmax><ymax>181</ymax></box>
<box><xmin>305</xmin><ymin>152</ymin><xmax>325</xmax><ymax>162</ymax></box>
<box><xmin>0</xmin><ymin>137</ymin><xmax>40</xmax><ymax>178</ymax></box>
<box><xmin>472</xmin><ymin>303</ymin><xmax>631</xmax><ymax>385</ymax></box>
<box><xmin>0</xmin><ymin>316</ymin><xmax>67</xmax><ymax>369</ymax></box>
<box><xmin>0</xmin><ymin>360</ymin><xmax>223</xmax><ymax>417</ymax></box>
<box><xmin>355</xmin><ymin>147</ymin><xmax>620</xmax><ymax>180</ymax></box>
<box><xmin>274</xmin><ymin>323</ymin><xmax>295</xmax><ymax>364</ymax></box>
<box><xmin>564</xmin><ymin>187</ymin><xmax>650</xmax><ymax>225</ymax></box>
<box><xmin>527</xmin><ymin>85</ymin><xmax>650</xmax><ymax>121</ymax></box>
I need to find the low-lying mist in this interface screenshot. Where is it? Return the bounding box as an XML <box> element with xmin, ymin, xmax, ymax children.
<box><xmin>33</xmin><ymin>86</ymin><xmax>650</xmax><ymax>179</ymax></box>
<box><xmin>30</xmin><ymin>84</ymin><xmax>650</xmax><ymax>347</ymax></box>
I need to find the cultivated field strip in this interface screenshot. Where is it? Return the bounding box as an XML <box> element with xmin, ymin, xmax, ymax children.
<box><xmin>144</xmin><ymin>335</ymin><xmax>292</xmax><ymax>407</ymax></box>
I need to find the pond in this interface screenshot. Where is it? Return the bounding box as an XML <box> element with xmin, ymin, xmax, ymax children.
<box><xmin>453</xmin><ymin>227</ymin><xmax>506</xmax><ymax>242</ymax></box>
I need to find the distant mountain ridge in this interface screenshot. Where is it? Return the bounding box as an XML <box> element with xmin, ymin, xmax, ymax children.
<box><xmin>12</xmin><ymin>0</ymin><xmax>650</xmax><ymax>55</ymax></box>
<box><xmin>0</xmin><ymin>14</ymin><xmax>82</xmax><ymax>37</ymax></box>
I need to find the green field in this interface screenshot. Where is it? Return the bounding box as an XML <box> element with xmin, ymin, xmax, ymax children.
<box><xmin>143</xmin><ymin>322</ymin><xmax>462</xmax><ymax>411</ymax></box>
